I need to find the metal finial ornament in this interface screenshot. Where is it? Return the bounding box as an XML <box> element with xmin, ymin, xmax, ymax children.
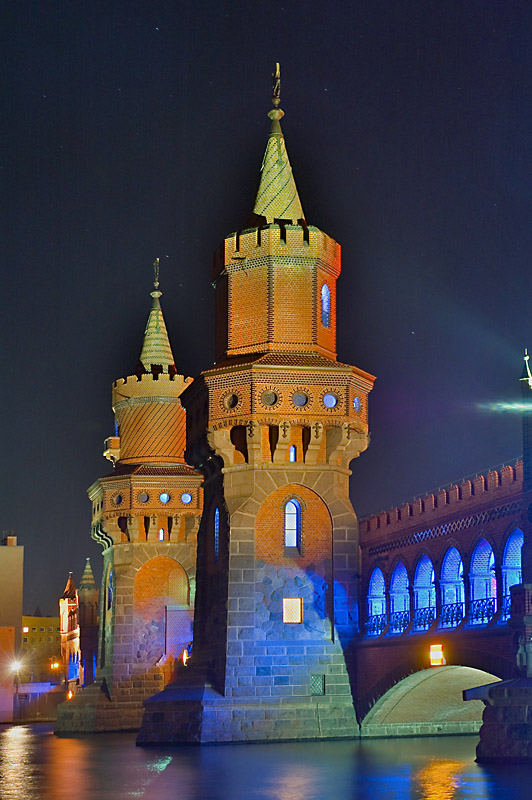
<box><xmin>151</xmin><ymin>257</ymin><xmax>162</xmax><ymax>299</ymax></box>
<box><xmin>272</xmin><ymin>62</ymin><xmax>281</xmax><ymax>107</ymax></box>
<box><xmin>524</xmin><ymin>347</ymin><xmax>532</xmax><ymax>390</ymax></box>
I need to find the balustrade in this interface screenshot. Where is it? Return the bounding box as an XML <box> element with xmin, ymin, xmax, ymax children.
<box><xmin>365</xmin><ymin>614</ymin><xmax>387</xmax><ymax>637</ymax></box>
<box><xmin>412</xmin><ymin>606</ymin><xmax>436</xmax><ymax>631</ymax></box>
<box><xmin>500</xmin><ymin>594</ymin><xmax>511</xmax><ymax>622</ymax></box>
<box><xmin>469</xmin><ymin>597</ymin><xmax>496</xmax><ymax>625</ymax></box>
<box><xmin>440</xmin><ymin>602</ymin><xmax>464</xmax><ymax>628</ymax></box>
<box><xmin>389</xmin><ymin>610</ymin><xmax>410</xmax><ymax>634</ymax></box>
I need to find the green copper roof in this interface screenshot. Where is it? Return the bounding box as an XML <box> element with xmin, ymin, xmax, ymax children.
<box><xmin>79</xmin><ymin>557</ymin><xmax>96</xmax><ymax>590</ymax></box>
<box><xmin>139</xmin><ymin>289</ymin><xmax>176</xmax><ymax>373</ymax></box>
<box><xmin>252</xmin><ymin>107</ymin><xmax>305</xmax><ymax>224</ymax></box>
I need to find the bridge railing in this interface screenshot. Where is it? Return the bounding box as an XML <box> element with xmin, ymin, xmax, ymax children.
<box><xmin>412</xmin><ymin>606</ymin><xmax>436</xmax><ymax>631</ymax></box>
<box><xmin>501</xmin><ymin>594</ymin><xmax>511</xmax><ymax>622</ymax></box>
<box><xmin>389</xmin><ymin>610</ymin><xmax>410</xmax><ymax>634</ymax></box>
<box><xmin>468</xmin><ymin>597</ymin><xmax>496</xmax><ymax>625</ymax></box>
<box><xmin>440</xmin><ymin>602</ymin><xmax>465</xmax><ymax>628</ymax></box>
<box><xmin>365</xmin><ymin>614</ymin><xmax>387</xmax><ymax>636</ymax></box>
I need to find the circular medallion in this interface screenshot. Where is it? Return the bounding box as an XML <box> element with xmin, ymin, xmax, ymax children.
<box><xmin>261</xmin><ymin>390</ymin><xmax>279</xmax><ymax>407</ymax></box>
<box><xmin>138</xmin><ymin>492</ymin><xmax>149</xmax><ymax>504</ymax></box>
<box><xmin>159</xmin><ymin>492</ymin><xmax>170</xmax><ymax>504</ymax></box>
<box><xmin>181</xmin><ymin>492</ymin><xmax>192</xmax><ymax>504</ymax></box>
<box><xmin>292</xmin><ymin>391</ymin><xmax>309</xmax><ymax>408</ymax></box>
<box><xmin>220</xmin><ymin>390</ymin><xmax>242</xmax><ymax>412</ymax></box>
<box><xmin>113</xmin><ymin>494</ymin><xmax>123</xmax><ymax>506</ymax></box>
<box><xmin>322</xmin><ymin>392</ymin><xmax>338</xmax><ymax>409</ymax></box>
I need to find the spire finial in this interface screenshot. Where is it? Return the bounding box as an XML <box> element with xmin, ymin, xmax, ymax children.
<box><xmin>272</xmin><ymin>62</ymin><xmax>281</xmax><ymax>108</ymax></box>
<box><xmin>523</xmin><ymin>347</ymin><xmax>532</xmax><ymax>390</ymax></box>
<box><xmin>151</xmin><ymin>258</ymin><xmax>162</xmax><ymax>300</ymax></box>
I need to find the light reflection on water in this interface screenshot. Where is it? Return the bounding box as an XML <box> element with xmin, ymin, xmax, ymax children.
<box><xmin>1</xmin><ymin>724</ymin><xmax>532</xmax><ymax>800</ymax></box>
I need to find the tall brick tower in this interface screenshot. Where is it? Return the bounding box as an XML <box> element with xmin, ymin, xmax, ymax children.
<box><xmin>55</xmin><ymin>266</ymin><xmax>203</xmax><ymax>733</ymax></box>
<box><xmin>138</xmin><ymin>69</ymin><xmax>375</xmax><ymax>744</ymax></box>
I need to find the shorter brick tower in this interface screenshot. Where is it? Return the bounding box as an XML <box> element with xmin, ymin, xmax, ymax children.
<box><xmin>59</xmin><ymin>572</ymin><xmax>82</xmax><ymax>693</ymax></box>
<box><xmin>138</xmin><ymin>70</ymin><xmax>374</xmax><ymax>744</ymax></box>
<box><xmin>78</xmin><ymin>558</ymin><xmax>99</xmax><ymax>685</ymax></box>
<box><xmin>55</xmin><ymin>267</ymin><xmax>203</xmax><ymax>733</ymax></box>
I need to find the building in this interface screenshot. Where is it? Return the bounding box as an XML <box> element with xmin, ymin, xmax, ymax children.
<box><xmin>59</xmin><ymin>573</ymin><xmax>82</xmax><ymax>691</ymax></box>
<box><xmin>21</xmin><ymin>615</ymin><xmax>61</xmax><ymax>682</ymax></box>
<box><xmin>55</xmin><ymin>265</ymin><xmax>204</xmax><ymax>733</ymax></box>
<box><xmin>78</xmin><ymin>558</ymin><xmax>99</xmax><ymax>685</ymax></box>
<box><xmin>137</xmin><ymin>71</ymin><xmax>375</xmax><ymax>743</ymax></box>
<box><xmin>0</xmin><ymin>533</ymin><xmax>23</xmax><ymax>722</ymax></box>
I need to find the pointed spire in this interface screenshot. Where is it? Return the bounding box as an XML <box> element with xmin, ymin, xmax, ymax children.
<box><xmin>521</xmin><ymin>348</ymin><xmax>532</xmax><ymax>390</ymax></box>
<box><xmin>138</xmin><ymin>258</ymin><xmax>176</xmax><ymax>375</ymax></box>
<box><xmin>62</xmin><ymin>571</ymin><xmax>77</xmax><ymax>599</ymax></box>
<box><xmin>251</xmin><ymin>63</ymin><xmax>305</xmax><ymax>225</ymax></box>
<box><xmin>79</xmin><ymin>557</ymin><xmax>96</xmax><ymax>590</ymax></box>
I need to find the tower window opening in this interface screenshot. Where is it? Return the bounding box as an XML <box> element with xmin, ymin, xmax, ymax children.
<box><xmin>321</xmin><ymin>284</ymin><xmax>331</xmax><ymax>328</ymax></box>
<box><xmin>143</xmin><ymin>516</ymin><xmax>150</xmax><ymax>540</ymax></box>
<box><xmin>283</xmin><ymin>597</ymin><xmax>303</xmax><ymax>623</ymax></box>
<box><xmin>289</xmin><ymin>445</ymin><xmax>297</xmax><ymax>462</ymax></box>
<box><xmin>158</xmin><ymin>528</ymin><xmax>165</xmax><ymax>541</ymax></box>
<box><xmin>214</xmin><ymin>507</ymin><xmax>220</xmax><ymax>562</ymax></box>
<box><xmin>284</xmin><ymin>499</ymin><xmax>301</xmax><ymax>551</ymax></box>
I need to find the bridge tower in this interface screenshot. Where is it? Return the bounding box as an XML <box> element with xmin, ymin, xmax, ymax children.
<box><xmin>55</xmin><ymin>267</ymin><xmax>203</xmax><ymax>733</ymax></box>
<box><xmin>137</xmin><ymin>69</ymin><xmax>375</xmax><ymax>744</ymax></box>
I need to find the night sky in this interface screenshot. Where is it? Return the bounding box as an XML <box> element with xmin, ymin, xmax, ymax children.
<box><xmin>2</xmin><ymin>1</ymin><xmax>531</xmax><ymax>614</ymax></box>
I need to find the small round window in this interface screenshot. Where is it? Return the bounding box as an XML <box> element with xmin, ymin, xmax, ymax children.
<box><xmin>353</xmin><ymin>397</ymin><xmax>361</xmax><ymax>412</ymax></box>
<box><xmin>292</xmin><ymin>392</ymin><xmax>309</xmax><ymax>407</ymax></box>
<box><xmin>138</xmin><ymin>492</ymin><xmax>149</xmax><ymax>503</ymax></box>
<box><xmin>159</xmin><ymin>492</ymin><xmax>170</xmax><ymax>504</ymax></box>
<box><xmin>323</xmin><ymin>393</ymin><xmax>338</xmax><ymax>408</ymax></box>
<box><xmin>261</xmin><ymin>390</ymin><xmax>278</xmax><ymax>406</ymax></box>
<box><xmin>181</xmin><ymin>492</ymin><xmax>192</xmax><ymax>504</ymax></box>
<box><xmin>225</xmin><ymin>394</ymin><xmax>239</xmax><ymax>409</ymax></box>
<box><xmin>114</xmin><ymin>494</ymin><xmax>123</xmax><ymax>506</ymax></box>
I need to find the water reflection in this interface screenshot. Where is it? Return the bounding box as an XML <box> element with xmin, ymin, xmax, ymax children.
<box><xmin>1</xmin><ymin>726</ymin><xmax>531</xmax><ymax>800</ymax></box>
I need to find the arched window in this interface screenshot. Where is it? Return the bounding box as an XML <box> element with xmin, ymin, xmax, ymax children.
<box><xmin>440</xmin><ymin>547</ymin><xmax>465</xmax><ymax>627</ymax></box>
<box><xmin>321</xmin><ymin>284</ymin><xmax>331</xmax><ymax>328</ymax></box>
<box><xmin>107</xmin><ymin>568</ymin><xmax>114</xmax><ymax>611</ymax></box>
<box><xmin>289</xmin><ymin>445</ymin><xmax>297</xmax><ymax>463</ymax></box>
<box><xmin>501</xmin><ymin>528</ymin><xmax>523</xmax><ymax>619</ymax></box>
<box><xmin>367</xmin><ymin>567</ymin><xmax>386</xmax><ymax>636</ymax></box>
<box><xmin>469</xmin><ymin>538</ymin><xmax>497</xmax><ymax>624</ymax></box>
<box><xmin>214</xmin><ymin>507</ymin><xmax>220</xmax><ymax>562</ymax></box>
<box><xmin>284</xmin><ymin>499</ymin><xmax>301</xmax><ymax>551</ymax></box>
<box><xmin>389</xmin><ymin>562</ymin><xmax>409</xmax><ymax>633</ymax></box>
<box><xmin>413</xmin><ymin>555</ymin><xmax>436</xmax><ymax>631</ymax></box>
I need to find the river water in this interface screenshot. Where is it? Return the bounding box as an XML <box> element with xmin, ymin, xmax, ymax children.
<box><xmin>1</xmin><ymin>725</ymin><xmax>532</xmax><ymax>800</ymax></box>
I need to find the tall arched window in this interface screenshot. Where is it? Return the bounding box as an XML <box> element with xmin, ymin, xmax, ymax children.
<box><xmin>389</xmin><ymin>562</ymin><xmax>409</xmax><ymax>633</ymax></box>
<box><xmin>321</xmin><ymin>284</ymin><xmax>331</xmax><ymax>328</ymax></box>
<box><xmin>413</xmin><ymin>555</ymin><xmax>436</xmax><ymax>631</ymax></box>
<box><xmin>469</xmin><ymin>538</ymin><xmax>497</xmax><ymax>624</ymax></box>
<box><xmin>501</xmin><ymin>528</ymin><xmax>523</xmax><ymax>620</ymax></box>
<box><xmin>284</xmin><ymin>499</ymin><xmax>301</xmax><ymax>551</ymax></box>
<box><xmin>367</xmin><ymin>567</ymin><xmax>387</xmax><ymax>636</ymax></box>
<box><xmin>440</xmin><ymin>547</ymin><xmax>465</xmax><ymax>628</ymax></box>
<box><xmin>214</xmin><ymin>507</ymin><xmax>220</xmax><ymax>562</ymax></box>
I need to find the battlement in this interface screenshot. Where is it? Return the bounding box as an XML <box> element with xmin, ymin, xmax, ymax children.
<box><xmin>360</xmin><ymin>460</ymin><xmax>523</xmax><ymax>538</ymax></box>
<box><xmin>112</xmin><ymin>373</ymin><xmax>192</xmax><ymax>405</ymax></box>
<box><xmin>213</xmin><ymin>224</ymin><xmax>341</xmax><ymax>277</ymax></box>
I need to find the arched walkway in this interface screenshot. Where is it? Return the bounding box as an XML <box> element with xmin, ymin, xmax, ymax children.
<box><xmin>469</xmin><ymin>539</ymin><xmax>496</xmax><ymax>624</ymax></box>
<box><xmin>361</xmin><ymin>666</ymin><xmax>500</xmax><ymax>738</ymax></box>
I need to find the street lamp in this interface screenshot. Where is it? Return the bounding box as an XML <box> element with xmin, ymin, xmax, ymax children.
<box><xmin>10</xmin><ymin>659</ymin><xmax>22</xmax><ymax>720</ymax></box>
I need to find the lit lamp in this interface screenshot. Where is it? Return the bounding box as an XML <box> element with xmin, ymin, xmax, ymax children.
<box><xmin>11</xmin><ymin>659</ymin><xmax>22</xmax><ymax>719</ymax></box>
<box><xmin>429</xmin><ymin>643</ymin><xmax>445</xmax><ymax>666</ymax></box>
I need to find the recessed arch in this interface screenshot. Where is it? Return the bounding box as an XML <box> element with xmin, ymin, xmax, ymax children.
<box><xmin>440</xmin><ymin>546</ymin><xmax>465</xmax><ymax>628</ymax></box>
<box><xmin>389</xmin><ymin>562</ymin><xmax>409</xmax><ymax>633</ymax></box>
<box><xmin>501</xmin><ymin>528</ymin><xmax>524</xmax><ymax>619</ymax></box>
<box><xmin>367</xmin><ymin>567</ymin><xmax>386</xmax><ymax>636</ymax></box>
<box><xmin>413</xmin><ymin>554</ymin><xmax>436</xmax><ymax>631</ymax></box>
<box><xmin>469</xmin><ymin>538</ymin><xmax>496</xmax><ymax>624</ymax></box>
<box><xmin>320</xmin><ymin>283</ymin><xmax>331</xmax><ymax>328</ymax></box>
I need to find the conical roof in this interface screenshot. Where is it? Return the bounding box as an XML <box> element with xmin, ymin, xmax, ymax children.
<box><xmin>62</xmin><ymin>571</ymin><xmax>77</xmax><ymax>599</ymax></box>
<box><xmin>252</xmin><ymin>67</ymin><xmax>304</xmax><ymax>225</ymax></box>
<box><xmin>138</xmin><ymin>260</ymin><xmax>176</xmax><ymax>374</ymax></box>
<box><xmin>79</xmin><ymin>557</ymin><xmax>96</xmax><ymax>590</ymax></box>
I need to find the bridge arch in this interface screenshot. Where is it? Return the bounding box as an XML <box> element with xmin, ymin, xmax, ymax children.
<box><xmin>360</xmin><ymin>665</ymin><xmax>500</xmax><ymax>738</ymax></box>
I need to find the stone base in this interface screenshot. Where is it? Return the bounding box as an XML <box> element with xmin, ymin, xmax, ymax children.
<box><xmin>465</xmin><ymin>678</ymin><xmax>532</xmax><ymax>762</ymax></box>
<box><xmin>54</xmin><ymin>673</ymin><xmax>164</xmax><ymax>734</ymax></box>
<box><xmin>136</xmin><ymin>677</ymin><xmax>358</xmax><ymax>744</ymax></box>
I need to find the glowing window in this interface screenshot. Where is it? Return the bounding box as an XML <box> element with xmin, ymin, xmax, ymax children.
<box><xmin>502</xmin><ymin>528</ymin><xmax>524</xmax><ymax>594</ymax></box>
<box><xmin>214</xmin><ymin>507</ymin><xmax>220</xmax><ymax>561</ymax></box>
<box><xmin>22</xmin><ymin>626</ymin><xmax>29</xmax><ymax>633</ymax></box>
<box><xmin>158</xmin><ymin>528</ymin><xmax>165</xmax><ymax>541</ymax></box>
<box><xmin>283</xmin><ymin>598</ymin><xmax>303</xmax><ymax>623</ymax></box>
<box><xmin>181</xmin><ymin>492</ymin><xmax>192</xmax><ymax>504</ymax></box>
<box><xmin>321</xmin><ymin>284</ymin><xmax>331</xmax><ymax>327</ymax></box>
<box><xmin>323</xmin><ymin>392</ymin><xmax>337</xmax><ymax>408</ymax></box>
<box><xmin>107</xmin><ymin>568</ymin><xmax>114</xmax><ymax>611</ymax></box>
<box><xmin>159</xmin><ymin>492</ymin><xmax>170</xmax><ymax>504</ymax></box>
<box><xmin>430</xmin><ymin>644</ymin><xmax>445</xmax><ymax>666</ymax></box>
<box><xmin>289</xmin><ymin>445</ymin><xmax>297</xmax><ymax>462</ymax></box>
<box><xmin>284</xmin><ymin>499</ymin><xmax>301</xmax><ymax>550</ymax></box>
<box><xmin>353</xmin><ymin>397</ymin><xmax>361</xmax><ymax>412</ymax></box>
<box><xmin>368</xmin><ymin>567</ymin><xmax>386</xmax><ymax>617</ymax></box>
